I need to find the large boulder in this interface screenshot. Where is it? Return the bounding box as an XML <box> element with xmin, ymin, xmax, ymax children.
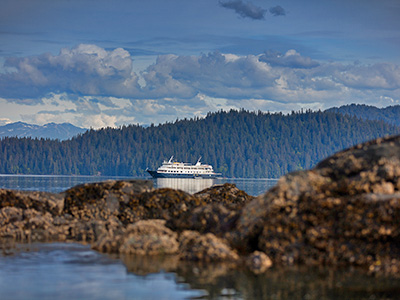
<box><xmin>167</xmin><ymin>183</ymin><xmax>254</xmax><ymax>235</ymax></box>
<box><xmin>167</xmin><ymin>203</ymin><xmax>239</xmax><ymax>237</ymax></box>
<box><xmin>194</xmin><ymin>183</ymin><xmax>254</xmax><ymax>209</ymax></box>
<box><xmin>234</xmin><ymin>135</ymin><xmax>400</xmax><ymax>275</ymax></box>
<box><xmin>64</xmin><ymin>180</ymin><xmax>153</xmax><ymax>220</ymax></box>
<box><xmin>119</xmin><ymin>219</ymin><xmax>179</xmax><ymax>255</ymax></box>
<box><xmin>119</xmin><ymin>188</ymin><xmax>206</xmax><ymax>224</ymax></box>
<box><xmin>0</xmin><ymin>189</ymin><xmax>66</xmax><ymax>243</ymax></box>
<box><xmin>0</xmin><ymin>206</ymin><xmax>67</xmax><ymax>242</ymax></box>
<box><xmin>179</xmin><ymin>230</ymin><xmax>239</xmax><ymax>262</ymax></box>
<box><xmin>0</xmin><ymin>189</ymin><xmax>64</xmax><ymax>215</ymax></box>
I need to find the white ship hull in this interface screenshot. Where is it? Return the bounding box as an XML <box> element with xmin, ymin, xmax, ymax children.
<box><xmin>147</xmin><ymin>156</ymin><xmax>220</xmax><ymax>179</ymax></box>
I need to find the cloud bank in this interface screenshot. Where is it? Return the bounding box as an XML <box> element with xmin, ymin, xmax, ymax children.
<box><xmin>1</xmin><ymin>44</ymin><xmax>400</xmax><ymax>127</ymax></box>
<box><xmin>1</xmin><ymin>44</ymin><xmax>140</xmax><ymax>101</ymax></box>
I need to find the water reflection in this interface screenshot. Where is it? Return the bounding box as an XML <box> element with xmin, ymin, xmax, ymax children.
<box><xmin>3</xmin><ymin>243</ymin><xmax>400</xmax><ymax>300</ymax></box>
<box><xmin>154</xmin><ymin>177</ymin><xmax>278</xmax><ymax>196</ymax></box>
<box><xmin>0</xmin><ymin>175</ymin><xmax>278</xmax><ymax>196</ymax></box>
<box><xmin>120</xmin><ymin>254</ymin><xmax>400</xmax><ymax>300</ymax></box>
<box><xmin>0</xmin><ymin>243</ymin><xmax>204</xmax><ymax>300</ymax></box>
<box><xmin>0</xmin><ymin>175</ymin><xmax>131</xmax><ymax>193</ymax></box>
<box><xmin>219</xmin><ymin>178</ymin><xmax>278</xmax><ymax>196</ymax></box>
<box><xmin>156</xmin><ymin>178</ymin><xmax>215</xmax><ymax>194</ymax></box>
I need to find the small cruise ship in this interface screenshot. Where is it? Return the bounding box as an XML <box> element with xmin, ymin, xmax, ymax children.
<box><xmin>146</xmin><ymin>156</ymin><xmax>221</xmax><ymax>178</ymax></box>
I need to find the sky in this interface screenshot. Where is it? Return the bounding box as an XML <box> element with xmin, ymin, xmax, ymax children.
<box><xmin>1</xmin><ymin>0</ymin><xmax>400</xmax><ymax>128</ymax></box>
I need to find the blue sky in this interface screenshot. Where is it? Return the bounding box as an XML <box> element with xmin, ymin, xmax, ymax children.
<box><xmin>1</xmin><ymin>0</ymin><xmax>400</xmax><ymax>128</ymax></box>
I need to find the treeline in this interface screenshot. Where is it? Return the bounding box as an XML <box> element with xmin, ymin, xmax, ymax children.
<box><xmin>0</xmin><ymin>109</ymin><xmax>399</xmax><ymax>178</ymax></box>
<box><xmin>327</xmin><ymin>104</ymin><xmax>400</xmax><ymax>127</ymax></box>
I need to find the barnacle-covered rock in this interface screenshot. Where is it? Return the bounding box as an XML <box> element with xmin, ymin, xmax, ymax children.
<box><xmin>0</xmin><ymin>205</ymin><xmax>68</xmax><ymax>242</ymax></box>
<box><xmin>235</xmin><ymin>135</ymin><xmax>400</xmax><ymax>275</ymax></box>
<box><xmin>119</xmin><ymin>188</ymin><xmax>206</xmax><ymax>224</ymax></box>
<box><xmin>245</xmin><ymin>251</ymin><xmax>273</xmax><ymax>274</ymax></box>
<box><xmin>194</xmin><ymin>183</ymin><xmax>254</xmax><ymax>209</ymax></box>
<box><xmin>167</xmin><ymin>203</ymin><xmax>239</xmax><ymax>237</ymax></box>
<box><xmin>119</xmin><ymin>219</ymin><xmax>179</xmax><ymax>255</ymax></box>
<box><xmin>0</xmin><ymin>189</ymin><xmax>64</xmax><ymax>215</ymax></box>
<box><xmin>64</xmin><ymin>180</ymin><xmax>153</xmax><ymax>220</ymax></box>
<box><xmin>179</xmin><ymin>230</ymin><xmax>239</xmax><ymax>262</ymax></box>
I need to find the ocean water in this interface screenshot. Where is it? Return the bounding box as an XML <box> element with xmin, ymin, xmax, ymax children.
<box><xmin>0</xmin><ymin>174</ymin><xmax>278</xmax><ymax>196</ymax></box>
<box><xmin>1</xmin><ymin>175</ymin><xmax>400</xmax><ymax>300</ymax></box>
<box><xmin>0</xmin><ymin>243</ymin><xmax>205</xmax><ymax>300</ymax></box>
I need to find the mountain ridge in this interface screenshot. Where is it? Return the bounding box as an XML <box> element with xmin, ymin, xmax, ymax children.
<box><xmin>326</xmin><ymin>104</ymin><xmax>400</xmax><ymax>127</ymax></box>
<box><xmin>0</xmin><ymin>122</ymin><xmax>86</xmax><ymax>141</ymax></box>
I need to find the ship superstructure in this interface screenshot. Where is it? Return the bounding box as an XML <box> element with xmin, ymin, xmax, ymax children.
<box><xmin>147</xmin><ymin>156</ymin><xmax>220</xmax><ymax>178</ymax></box>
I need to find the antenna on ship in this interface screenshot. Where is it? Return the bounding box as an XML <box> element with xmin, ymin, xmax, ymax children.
<box><xmin>168</xmin><ymin>156</ymin><xmax>174</xmax><ymax>163</ymax></box>
<box><xmin>196</xmin><ymin>156</ymin><xmax>202</xmax><ymax>166</ymax></box>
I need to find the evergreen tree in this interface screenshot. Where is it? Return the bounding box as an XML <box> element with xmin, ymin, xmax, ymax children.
<box><xmin>0</xmin><ymin>109</ymin><xmax>399</xmax><ymax>178</ymax></box>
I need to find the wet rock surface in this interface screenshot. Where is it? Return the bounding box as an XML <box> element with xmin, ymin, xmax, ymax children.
<box><xmin>235</xmin><ymin>135</ymin><xmax>400</xmax><ymax>275</ymax></box>
<box><xmin>178</xmin><ymin>230</ymin><xmax>239</xmax><ymax>262</ymax></box>
<box><xmin>64</xmin><ymin>180</ymin><xmax>154</xmax><ymax>221</ymax></box>
<box><xmin>194</xmin><ymin>183</ymin><xmax>254</xmax><ymax>209</ymax></box>
<box><xmin>2</xmin><ymin>135</ymin><xmax>400</xmax><ymax>277</ymax></box>
<box><xmin>0</xmin><ymin>180</ymin><xmax>255</xmax><ymax>265</ymax></box>
<box><xmin>119</xmin><ymin>219</ymin><xmax>179</xmax><ymax>255</ymax></box>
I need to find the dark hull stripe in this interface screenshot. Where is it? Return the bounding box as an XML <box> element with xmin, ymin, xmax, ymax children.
<box><xmin>147</xmin><ymin>170</ymin><xmax>218</xmax><ymax>179</ymax></box>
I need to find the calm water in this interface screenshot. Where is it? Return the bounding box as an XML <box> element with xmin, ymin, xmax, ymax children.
<box><xmin>0</xmin><ymin>174</ymin><xmax>278</xmax><ymax>196</ymax></box>
<box><xmin>1</xmin><ymin>175</ymin><xmax>400</xmax><ymax>300</ymax></box>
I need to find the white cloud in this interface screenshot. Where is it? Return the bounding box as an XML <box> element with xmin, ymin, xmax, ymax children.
<box><xmin>259</xmin><ymin>50</ymin><xmax>320</xmax><ymax>68</ymax></box>
<box><xmin>225</xmin><ymin>98</ymin><xmax>324</xmax><ymax>114</ymax></box>
<box><xmin>379</xmin><ymin>95</ymin><xmax>399</xmax><ymax>104</ymax></box>
<box><xmin>2</xmin><ymin>45</ymin><xmax>400</xmax><ymax>127</ymax></box>
<box><xmin>141</xmin><ymin>52</ymin><xmax>278</xmax><ymax>99</ymax></box>
<box><xmin>1</xmin><ymin>44</ymin><xmax>141</xmax><ymax>100</ymax></box>
<box><xmin>0</xmin><ymin>117</ymin><xmax>12</xmax><ymax>126</ymax></box>
<box><xmin>333</xmin><ymin>63</ymin><xmax>400</xmax><ymax>89</ymax></box>
<box><xmin>22</xmin><ymin>112</ymin><xmax>66</xmax><ymax>125</ymax></box>
<box><xmin>77</xmin><ymin>114</ymin><xmax>118</xmax><ymax>129</ymax></box>
<box><xmin>3</xmin><ymin>44</ymin><xmax>400</xmax><ymax>104</ymax></box>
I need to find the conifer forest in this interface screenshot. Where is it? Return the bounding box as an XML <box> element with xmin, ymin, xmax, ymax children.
<box><xmin>1</xmin><ymin>109</ymin><xmax>399</xmax><ymax>178</ymax></box>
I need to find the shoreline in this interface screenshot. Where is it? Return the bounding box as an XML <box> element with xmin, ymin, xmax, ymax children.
<box><xmin>1</xmin><ymin>135</ymin><xmax>400</xmax><ymax>279</ymax></box>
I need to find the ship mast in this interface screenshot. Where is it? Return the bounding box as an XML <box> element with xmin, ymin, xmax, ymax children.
<box><xmin>196</xmin><ymin>156</ymin><xmax>202</xmax><ymax>166</ymax></box>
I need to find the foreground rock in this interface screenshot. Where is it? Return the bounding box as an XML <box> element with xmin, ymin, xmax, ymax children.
<box><xmin>2</xmin><ymin>135</ymin><xmax>400</xmax><ymax>276</ymax></box>
<box><xmin>118</xmin><ymin>219</ymin><xmax>179</xmax><ymax>255</ymax></box>
<box><xmin>64</xmin><ymin>180</ymin><xmax>154</xmax><ymax>220</ymax></box>
<box><xmin>179</xmin><ymin>230</ymin><xmax>239</xmax><ymax>262</ymax></box>
<box><xmin>0</xmin><ymin>181</ymin><xmax>251</xmax><ymax>265</ymax></box>
<box><xmin>234</xmin><ymin>135</ymin><xmax>400</xmax><ymax>275</ymax></box>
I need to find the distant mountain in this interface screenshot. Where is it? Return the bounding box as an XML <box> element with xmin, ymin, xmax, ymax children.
<box><xmin>0</xmin><ymin>122</ymin><xmax>86</xmax><ymax>140</ymax></box>
<box><xmin>326</xmin><ymin>104</ymin><xmax>400</xmax><ymax>127</ymax></box>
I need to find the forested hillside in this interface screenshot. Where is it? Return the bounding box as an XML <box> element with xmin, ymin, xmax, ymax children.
<box><xmin>327</xmin><ymin>104</ymin><xmax>400</xmax><ymax>127</ymax></box>
<box><xmin>1</xmin><ymin>110</ymin><xmax>399</xmax><ymax>178</ymax></box>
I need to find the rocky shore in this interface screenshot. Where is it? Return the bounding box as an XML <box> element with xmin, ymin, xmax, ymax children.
<box><xmin>2</xmin><ymin>135</ymin><xmax>400</xmax><ymax>276</ymax></box>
